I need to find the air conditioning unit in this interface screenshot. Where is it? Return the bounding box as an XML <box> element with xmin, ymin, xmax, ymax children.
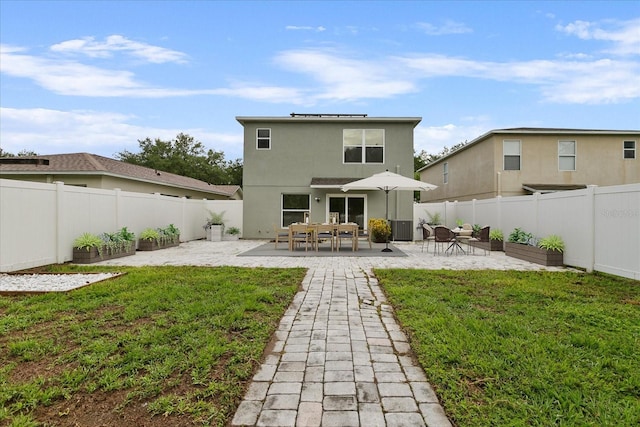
<box><xmin>390</xmin><ymin>220</ymin><xmax>413</xmax><ymax>241</ymax></box>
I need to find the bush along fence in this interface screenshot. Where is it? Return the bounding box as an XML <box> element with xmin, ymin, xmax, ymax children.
<box><xmin>138</xmin><ymin>224</ymin><xmax>180</xmax><ymax>251</ymax></box>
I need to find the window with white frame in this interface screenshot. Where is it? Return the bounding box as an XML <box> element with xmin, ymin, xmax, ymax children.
<box><xmin>503</xmin><ymin>140</ymin><xmax>521</xmax><ymax>171</ymax></box>
<box><xmin>443</xmin><ymin>162</ymin><xmax>448</xmax><ymax>184</ymax></box>
<box><xmin>282</xmin><ymin>194</ymin><xmax>309</xmax><ymax>227</ymax></box>
<box><xmin>624</xmin><ymin>140</ymin><xmax>636</xmax><ymax>159</ymax></box>
<box><xmin>343</xmin><ymin>129</ymin><xmax>384</xmax><ymax>163</ymax></box>
<box><xmin>559</xmin><ymin>140</ymin><xmax>576</xmax><ymax>171</ymax></box>
<box><xmin>256</xmin><ymin>128</ymin><xmax>271</xmax><ymax>150</ymax></box>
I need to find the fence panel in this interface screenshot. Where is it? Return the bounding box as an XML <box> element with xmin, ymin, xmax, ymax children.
<box><xmin>594</xmin><ymin>184</ymin><xmax>640</xmax><ymax>279</ymax></box>
<box><xmin>0</xmin><ymin>179</ymin><xmax>244</xmax><ymax>272</ymax></box>
<box><xmin>414</xmin><ymin>183</ymin><xmax>639</xmax><ymax>279</ymax></box>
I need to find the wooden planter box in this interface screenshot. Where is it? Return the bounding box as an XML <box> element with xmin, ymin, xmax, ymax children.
<box><xmin>504</xmin><ymin>242</ymin><xmax>563</xmax><ymax>266</ymax></box>
<box><xmin>137</xmin><ymin>236</ymin><xmax>180</xmax><ymax>251</ymax></box>
<box><xmin>468</xmin><ymin>240</ymin><xmax>504</xmax><ymax>252</ymax></box>
<box><xmin>73</xmin><ymin>245</ymin><xmax>136</xmax><ymax>264</ymax></box>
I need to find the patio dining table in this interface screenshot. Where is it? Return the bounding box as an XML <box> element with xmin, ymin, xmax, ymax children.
<box><xmin>288</xmin><ymin>222</ymin><xmax>359</xmax><ymax>251</ymax></box>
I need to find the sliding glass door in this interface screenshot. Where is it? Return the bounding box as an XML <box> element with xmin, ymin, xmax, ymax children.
<box><xmin>328</xmin><ymin>195</ymin><xmax>366</xmax><ymax>229</ymax></box>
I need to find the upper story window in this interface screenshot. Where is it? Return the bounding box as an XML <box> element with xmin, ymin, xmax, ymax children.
<box><xmin>443</xmin><ymin>162</ymin><xmax>449</xmax><ymax>184</ymax></box>
<box><xmin>624</xmin><ymin>141</ymin><xmax>636</xmax><ymax>159</ymax></box>
<box><xmin>503</xmin><ymin>140</ymin><xmax>521</xmax><ymax>171</ymax></box>
<box><xmin>559</xmin><ymin>140</ymin><xmax>576</xmax><ymax>171</ymax></box>
<box><xmin>343</xmin><ymin>129</ymin><xmax>384</xmax><ymax>164</ymax></box>
<box><xmin>257</xmin><ymin>128</ymin><xmax>271</xmax><ymax>150</ymax></box>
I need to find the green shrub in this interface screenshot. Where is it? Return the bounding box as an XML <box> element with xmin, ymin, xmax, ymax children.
<box><xmin>538</xmin><ymin>234</ymin><xmax>565</xmax><ymax>253</ymax></box>
<box><xmin>508</xmin><ymin>227</ymin><xmax>533</xmax><ymax>245</ymax></box>
<box><xmin>368</xmin><ymin>218</ymin><xmax>391</xmax><ymax>243</ymax></box>
<box><xmin>489</xmin><ymin>229</ymin><xmax>504</xmax><ymax>241</ymax></box>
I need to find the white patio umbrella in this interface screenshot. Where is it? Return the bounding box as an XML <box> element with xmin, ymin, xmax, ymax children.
<box><xmin>341</xmin><ymin>170</ymin><xmax>437</xmax><ymax>252</ymax></box>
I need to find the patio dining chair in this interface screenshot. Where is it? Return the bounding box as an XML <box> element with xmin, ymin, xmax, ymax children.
<box><xmin>336</xmin><ymin>223</ymin><xmax>357</xmax><ymax>251</ymax></box>
<box><xmin>357</xmin><ymin>227</ymin><xmax>372</xmax><ymax>250</ymax></box>
<box><xmin>468</xmin><ymin>225</ymin><xmax>490</xmax><ymax>255</ymax></box>
<box><xmin>421</xmin><ymin>224</ymin><xmax>435</xmax><ymax>253</ymax></box>
<box><xmin>273</xmin><ymin>223</ymin><xmax>290</xmax><ymax>249</ymax></box>
<box><xmin>433</xmin><ymin>226</ymin><xmax>456</xmax><ymax>256</ymax></box>
<box><xmin>314</xmin><ymin>223</ymin><xmax>335</xmax><ymax>252</ymax></box>
<box><xmin>289</xmin><ymin>223</ymin><xmax>312</xmax><ymax>251</ymax></box>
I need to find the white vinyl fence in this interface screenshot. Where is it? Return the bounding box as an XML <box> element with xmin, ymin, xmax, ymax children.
<box><xmin>0</xmin><ymin>179</ymin><xmax>242</xmax><ymax>272</ymax></box>
<box><xmin>414</xmin><ymin>183</ymin><xmax>640</xmax><ymax>280</ymax></box>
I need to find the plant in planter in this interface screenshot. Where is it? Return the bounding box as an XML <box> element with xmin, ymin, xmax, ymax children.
<box><xmin>368</xmin><ymin>218</ymin><xmax>391</xmax><ymax>243</ymax></box>
<box><xmin>224</xmin><ymin>226</ymin><xmax>241</xmax><ymax>241</ymax></box>
<box><xmin>425</xmin><ymin>211</ymin><xmax>442</xmax><ymax>226</ymax></box>
<box><xmin>204</xmin><ymin>210</ymin><xmax>226</xmax><ymax>242</ymax></box>
<box><xmin>73</xmin><ymin>227</ymin><xmax>136</xmax><ymax>263</ymax></box>
<box><xmin>138</xmin><ymin>224</ymin><xmax>181</xmax><ymax>251</ymax></box>
<box><xmin>504</xmin><ymin>228</ymin><xmax>564</xmax><ymax>266</ymax></box>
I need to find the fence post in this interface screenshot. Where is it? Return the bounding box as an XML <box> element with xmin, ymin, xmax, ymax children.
<box><xmin>496</xmin><ymin>196</ymin><xmax>502</xmax><ymax>233</ymax></box>
<box><xmin>585</xmin><ymin>185</ymin><xmax>597</xmax><ymax>273</ymax></box>
<box><xmin>55</xmin><ymin>181</ymin><xmax>65</xmax><ymax>264</ymax></box>
<box><xmin>472</xmin><ymin>199</ymin><xmax>477</xmax><ymax>224</ymax></box>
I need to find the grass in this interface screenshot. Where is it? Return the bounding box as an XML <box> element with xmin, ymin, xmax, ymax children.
<box><xmin>375</xmin><ymin>269</ymin><xmax>640</xmax><ymax>427</ymax></box>
<box><xmin>0</xmin><ymin>265</ymin><xmax>305</xmax><ymax>427</ymax></box>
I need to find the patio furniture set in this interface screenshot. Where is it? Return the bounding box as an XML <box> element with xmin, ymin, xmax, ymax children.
<box><xmin>274</xmin><ymin>222</ymin><xmax>372</xmax><ymax>252</ymax></box>
<box><xmin>422</xmin><ymin>224</ymin><xmax>491</xmax><ymax>256</ymax></box>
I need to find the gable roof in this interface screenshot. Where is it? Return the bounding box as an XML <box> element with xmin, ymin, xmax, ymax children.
<box><xmin>418</xmin><ymin>127</ymin><xmax>640</xmax><ymax>171</ymax></box>
<box><xmin>0</xmin><ymin>153</ymin><xmax>241</xmax><ymax>198</ymax></box>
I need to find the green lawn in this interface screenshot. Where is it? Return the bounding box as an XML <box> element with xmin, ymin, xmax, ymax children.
<box><xmin>0</xmin><ymin>265</ymin><xmax>305</xmax><ymax>427</ymax></box>
<box><xmin>375</xmin><ymin>269</ymin><xmax>640</xmax><ymax>427</ymax></box>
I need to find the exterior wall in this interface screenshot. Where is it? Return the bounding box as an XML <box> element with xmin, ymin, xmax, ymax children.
<box><xmin>420</xmin><ymin>131</ymin><xmax>639</xmax><ymax>202</ymax></box>
<box><xmin>241</xmin><ymin>117</ymin><xmax>417</xmax><ymax>239</ymax></box>
<box><xmin>0</xmin><ymin>173</ymin><xmax>232</xmax><ymax>200</ymax></box>
<box><xmin>419</xmin><ymin>138</ymin><xmax>495</xmax><ymax>202</ymax></box>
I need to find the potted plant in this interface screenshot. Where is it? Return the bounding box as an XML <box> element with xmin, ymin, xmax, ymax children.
<box><xmin>504</xmin><ymin>228</ymin><xmax>564</xmax><ymax>266</ymax></box>
<box><xmin>204</xmin><ymin>210</ymin><xmax>226</xmax><ymax>242</ymax></box>
<box><xmin>138</xmin><ymin>224</ymin><xmax>181</xmax><ymax>251</ymax></box>
<box><xmin>489</xmin><ymin>228</ymin><xmax>504</xmax><ymax>251</ymax></box>
<box><xmin>73</xmin><ymin>227</ymin><xmax>136</xmax><ymax>263</ymax></box>
<box><xmin>425</xmin><ymin>211</ymin><xmax>442</xmax><ymax>226</ymax></box>
<box><xmin>223</xmin><ymin>226</ymin><xmax>241</xmax><ymax>241</ymax></box>
<box><xmin>368</xmin><ymin>218</ymin><xmax>391</xmax><ymax>243</ymax></box>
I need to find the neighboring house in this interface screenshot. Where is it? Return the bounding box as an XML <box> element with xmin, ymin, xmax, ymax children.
<box><xmin>418</xmin><ymin>128</ymin><xmax>639</xmax><ymax>202</ymax></box>
<box><xmin>237</xmin><ymin>114</ymin><xmax>421</xmax><ymax>239</ymax></box>
<box><xmin>0</xmin><ymin>153</ymin><xmax>242</xmax><ymax>200</ymax></box>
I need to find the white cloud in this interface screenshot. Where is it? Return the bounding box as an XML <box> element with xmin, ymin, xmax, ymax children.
<box><xmin>50</xmin><ymin>35</ymin><xmax>189</xmax><ymax>63</ymax></box>
<box><xmin>414</xmin><ymin>122</ymin><xmax>489</xmax><ymax>156</ymax></box>
<box><xmin>285</xmin><ymin>26</ymin><xmax>326</xmax><ymax>32</ymax></box>
<box><xmin>415</xmin><ymin>20</ymin><xmax>472</xmax><ymax>36</ymax></box>
<box><xmin>0</xmin><ymin>107</ymin><xmax>243</xmax><ymax>159</ymax></box>
<box><xmin>556</xmin><ymin>18</ymin><xmax>640</xmax><ymax>56</ymax></box>
<box><xmin>0</xmin><ymin>44</ymin><xmax>304</xmax><ymax>102</ymax></box>
<box><xmin>274</xmin><ymin>49</ymin><xmax>416</xmax><ymax>102</ymax></box>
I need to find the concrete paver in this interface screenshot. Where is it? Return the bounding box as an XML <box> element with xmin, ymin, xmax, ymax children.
<box><xmin>96</xmin><ymin>239</ymin><xmax>566</xmax><ymax>426</ymax></box>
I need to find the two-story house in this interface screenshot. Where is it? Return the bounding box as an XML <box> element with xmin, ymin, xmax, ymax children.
<box><xmin>237</xmin><ymin>114</ymin><xmax>421</xmax><ymax>239</ymax></box>
<box><xmin>418</xmin><ymin>128</ymin><xmax>639</xmax><ymax>202</ymax></box>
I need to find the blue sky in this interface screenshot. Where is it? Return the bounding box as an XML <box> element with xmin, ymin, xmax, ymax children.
<box><xmin>1</xmin><ymin>1</ymin><xmax>639</xmax><ymax>162</ymax></box>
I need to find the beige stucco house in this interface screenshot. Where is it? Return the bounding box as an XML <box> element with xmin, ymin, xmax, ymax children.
<box><xmin>237</xmin><ymin>114</ymin><xmax>420</xmax><ymax>239</ymax></box>
<box><xmin>418</xmin><ymin>128</ymin><xmax>639</xmax><ymax>202</ymax></box>
<box><xmin>0</xmin><ymin>153</ymin><xmax>242</xmax><ymax>200</ymax></box>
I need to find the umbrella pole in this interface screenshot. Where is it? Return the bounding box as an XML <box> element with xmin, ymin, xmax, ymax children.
<box><xmin>382</xmin><ymin>188</ymin><xmax>392</xmax><ymax>252</ymax></box>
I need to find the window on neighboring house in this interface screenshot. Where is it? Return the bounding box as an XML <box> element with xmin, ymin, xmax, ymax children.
<box><xmin>503</xmin><ymin>140</ymin><xmax>521</xmax><ymax>170</ymax></box>
<box><xmin>443</xmin><ymin>162</ymin><xmax>448</xmax><ymax>184</ymax></box>
<box><xmin>257</xmin><ymin>128</ymin><xmax>271</xmax><ymax>150</ymax></box>
<box><xmin>282</xmin><ymin>194</ymin><xmax>309</xmax><ymax>227</ymax></box>
<box><xmin>559</xmin><ymin>140</ymin><xmax>576</xmax><ymax>171</ymax></box>
<box><xmin>343</xmin><ymin>129</ymin><xmax>384</xmax><ymax>163</ymax></box>
<box><xmin>624</xmin><ymin>140</ymin><xmax>636</xmax><ymax>159</ymax></box>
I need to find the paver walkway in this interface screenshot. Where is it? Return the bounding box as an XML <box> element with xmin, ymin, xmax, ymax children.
<box><xmin>97</xmin><ymin>239</ymin><xmax>566</xmax><ymax>426</ymax></box>
<box><xmin>231</xmin><ymin>267</ymin><xmax>451</xmax><ymax>427</ymax></box>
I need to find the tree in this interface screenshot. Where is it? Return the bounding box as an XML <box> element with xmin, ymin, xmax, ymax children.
<box><xmin>116</xmin><ymin>133</ymin><xmax>242</xmax><ymax>185</ymax></box>
<box><xmin>0</xmin><ymin>149</ymin><xmax>39</xmax><ymax>157</ymax></box>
